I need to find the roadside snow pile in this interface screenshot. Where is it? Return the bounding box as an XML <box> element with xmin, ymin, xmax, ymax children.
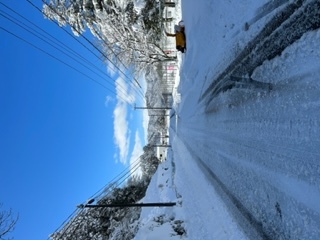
<box><xmin>134</xmin><ymin>149</ymin><xmax>186</xmax><ymax>240</ymax></box>
<box><xmin>134</xmin><ymin>136</ymin><xmax>248</xmax><ymax>239</ymax></box>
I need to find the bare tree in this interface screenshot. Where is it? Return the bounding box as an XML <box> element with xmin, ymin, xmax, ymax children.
<box><xmin>0</xmin><ymin>204</ymin><xmax>18</xmax><ymax>240</ymax></box>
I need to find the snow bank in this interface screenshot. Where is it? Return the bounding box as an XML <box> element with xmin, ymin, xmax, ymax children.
<box><xmin>135</xmin><ymin>140</ymin><xmax>247</xmax><ymax>239</ymax></box>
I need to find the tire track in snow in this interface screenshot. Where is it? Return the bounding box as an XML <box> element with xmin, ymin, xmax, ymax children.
<box><xmin>172</xmin><ymin>129</ymin><xmax>265</xmax><ymax>240</ymax></box>
<box><xmin>245</xmin><ymin>0</ymin><xmax>288</xmax><ymax>28</ymax></box>
<box><xmin>204</xmin><ymin>135</ymin><xmax>320</xmax><ymax>215</ymax></box>
<box><xmin>176</xmin><ymin>100</ymin><xmax>320</xmax><ymax>240</ymax></box>
<box><xmin>178</xmin><ymin>136</ymin><xmax>272</xmax><ymax>240</ymax></box>
<box><xmin>179</xmin><ymin>127</ymin><xmax>320</xmax><ymax>239</ymax></box>
<box><xmin>179</xmin><ymin>114</ymin><xmax>320</xmax><ymax>189</ymax></box>
<box><xmin>200</xmin><ymin>0</ymin><xmax>320</xmax><ymax>104</ymax></box>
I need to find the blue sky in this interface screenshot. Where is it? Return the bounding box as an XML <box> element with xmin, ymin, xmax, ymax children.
<box><xmin>0</xmin><ymin>1</ymin><xmax>146</xmax><ymax>239</ymax></box>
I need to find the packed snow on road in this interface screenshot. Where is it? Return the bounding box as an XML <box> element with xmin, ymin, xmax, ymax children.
<box><xmin>135</xmin><ymin>0</ymin><xmax>320</xmax><ymax>239</ymax></box>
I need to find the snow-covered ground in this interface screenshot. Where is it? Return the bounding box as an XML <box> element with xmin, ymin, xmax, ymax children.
<box><xmin>135</xmin><ymin>0</ymin><xmax>320</xmax><ymax>239</ymax></box>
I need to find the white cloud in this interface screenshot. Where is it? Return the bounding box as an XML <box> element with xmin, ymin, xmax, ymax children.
<box><xmin>113</xmin><ymin>74</ymin><xmax>140</xmax><ymax>164</ymax></box>
<box><xmin>135</xmin><ymin>74</ymin><xmax>149</xmax><ymax>144</ymax></box>
<box><xmin>113</xmin><ymin>76</ymin><xmax>132</xmax><ymax>164</ymax></box>
<box><xmin>129</xmin><ymin>131</ymin><xmax>143</xmax><ymax>177</ymax></box>
<box><xmin>113</xmin><ymin>100</ymin><xmax>130</xmax><ymax>164</ymax></box>
<box><xmin>142</xmin><ymin>108</ymin><xmax>149</xmax><ymax>143</ymax></box>
<box><xmin>106</xmin><ymin>60</ymin><xmax>118</xmax><ymax>77</ymax></box>
<box><xmin>115</xmin><ymin>75</ymin><xmax>136</xmax><ymax>104</ymax></box>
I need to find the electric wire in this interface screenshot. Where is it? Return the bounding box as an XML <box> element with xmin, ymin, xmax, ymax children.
<box><xmin>89</xmin><ymin>155</ymin><xmax>143</xmax><ymax>202</ymax></box>
<box><xmin>88</xmin><ymin>20</ymin><xmax>143</xmax><ymax>90</ymax></box>
<box><xmin>48</xmin><ymin>155</ymin><xmax>143</xmax><ymax>239</ymax></box>
<box><xmin>0</xmin><ymin>3</ymin><xmax>147</xmax><ymax>238</ymax></box>
<box><xmin>0</xmin><ymin>25</ymin><xmax>129</xmax><ymax>102</ymax></box>
<box><xmin>0</xmin><ymin>15</ymin><xmax>135</xmax><ymax>104</ymax></box>
<box><xmin>26</xmin><ymin>0</ymin><xmax>146</xmax><ymax>102</ymax></box>
<box><xmin>0</xmin><ymin>1</ymin><xmax>152</xmax><ymax>238</ymax></box>
<box><xmin>0</xmin><ymin>4</ymin><xmax>137</xmax><ymax>103</ymax></box>
<box><xmin>0</xmin><ymin>2</ymin><xmax>91</xmax><ymax>63</ymax></box>
<box><xmin>55</xmin><ymin>157</ymin><xmax>143</xmax><ymax>240</ymax></box>
<box><xmin>0</xmin><ymin>19</ymin><xmax>144</xmax><ymax>240</ymax></box>
<box><xmin>0</xmin><ymin>19</ymin><xmax>137</xmax><ymax>103</ymax></box>
<box><xmin>0</xmin><ymin>3</ymin><xmax>122</xmax><ymax>88</ymax></box>
<box><xmin>24</xmin><ymin>0</ymin><xmax>146</xmax><ymax>102</ymax></box>
<box><xmin>58</xmin><ymin>160</ymin><xmax>143</xmax><ymax>238</ymax></box>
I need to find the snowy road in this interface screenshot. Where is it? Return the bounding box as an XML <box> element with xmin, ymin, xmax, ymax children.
<box><xmin>175</xmin><ymin>80</ymin><xmax>320</xmax><ymax>239</ymax></box>
<box><xmin>172</xmin><ymin>0</ymin><xmax>320</xmax><ymax>239</ymax></box>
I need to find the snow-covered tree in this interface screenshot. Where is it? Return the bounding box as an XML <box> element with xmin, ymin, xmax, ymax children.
<box><xmin>49</xmin><ymin>177</ymin><xmax>150</xmax><ymax>240</ymax></box>
<box><xmin>42</xmin><ymin>0</ymin><xmax>175</xmax><ymax>75</ymax></box>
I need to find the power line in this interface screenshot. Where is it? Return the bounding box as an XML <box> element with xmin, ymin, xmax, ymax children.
<box><xmin>1</xmin><ymin>2</ymin><xmax>149</xmax><ymax>238</ymax></box>
<box><xmin>54</xmin><ymin>156</ymin><xmax>143</xmax><ymax>239</ymax></box>
<box><xmin>26</xmin><ymin>0</ymin><xmax>146</xmax><ymax>102</ymax></box>
<box><xmin>25</xmin><ymin>0</ymin><xmax>145</xmax><ymax>101</ymax></box>
<box><xmin>48</xmin><ymin>154</ymin><xmax>143</xmax><ymax>239</ymax></box>
<box><xmin>89</xmin><ymin>156</ymin><xmax>143</xmax><ymax>202</ymax></box>
<box><xmin>0</xmin><ymin>26</ymin><xmax>128</xmax><ymax>101</ymax></box>
<box><xmin>88</xmin><ymin>20</ymin><xmax>144</xmax><ymax>90</ymax></box>
<box><xmin>0</xmin><ymin>3</ymin><xmax>111</xmax><ymax>80</ymax></box>
<box><xmin>0</xmin><ymin>3</ymin><xmax>137</xmax><ymax>103</ymax></box>
<box><xmin>0</xmin><ymin>2</ymin><xmax>86</xmax><ymax>61</ymax></box>
<box><xmin>83</xmin><ymin>202</ymin><xmax>176</xmax><ymax>208</ymax></box>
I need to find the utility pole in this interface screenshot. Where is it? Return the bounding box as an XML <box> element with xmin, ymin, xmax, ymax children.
<box><xmin>78</xmin><ymin>202</ymin><xmax>176</xmax><ymax>208</ymax></box>
<box><xmin>151</xmin><ymin>144</ymin><xmax>172</xmax><ymax>148</ymax></box>
<box><xmin>134</xmin><ymin>105</ymin><xmax>172</xmax><ymax>110</ymax></box>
